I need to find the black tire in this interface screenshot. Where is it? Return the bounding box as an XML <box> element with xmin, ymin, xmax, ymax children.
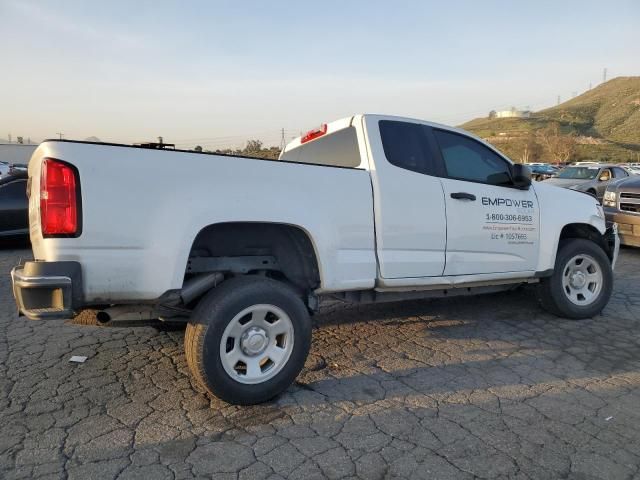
<box><xmin>184</xmin><ymin>276</ymin><xmax>312</xmax><ymax>405</ymax></box>
<box><xmin>537</xmin><ymin>238</ymin><xmax>613</xmax><ymax>319</ymax></box>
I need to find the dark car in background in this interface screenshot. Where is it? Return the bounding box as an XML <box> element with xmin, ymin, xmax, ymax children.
<box><xmin>604</xmin><ymin>176</ymin><xmax>640</xmax><ymax>247</ymax></box>
<box><xmin>9</xmin><ymin>163</ymin><xmax>28</xmax><ymax>174</ymax></box>
<box><xmin>0</xmin><ymin>171</ymin><xmax>29</xmax><ymax>238</ymax></box>
<box><xmin>529</xmin><ymin>163</ymin><xmax>558</xmax><ymax>181</ymax></box>
<box><xmin>543</xmin><ymin>164</ymin><xmax>630</xmax><ymax>201</ymax></box>
<box><xmin>0</xmin><ymin>161</ymin><xmax>11</xmax><ymax>178</ymax></box>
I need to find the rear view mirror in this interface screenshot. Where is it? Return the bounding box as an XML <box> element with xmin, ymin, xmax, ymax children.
<box><xmin>512</xmin><ymin>164</ymin><xmax>532</xmax><ymax>189</ymax></box>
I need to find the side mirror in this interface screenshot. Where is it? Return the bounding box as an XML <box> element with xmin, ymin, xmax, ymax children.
<box><xmin>512</xmin><ymin>164</ymin><xmax>532</xmax><ymax>189</ymax></box>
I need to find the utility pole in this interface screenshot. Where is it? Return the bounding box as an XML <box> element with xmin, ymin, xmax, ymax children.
<box><xmin>279</xmin><ymin>128</ymin><xmax>286</xmax><ymax>150</ymax></box>
<box><xmin>56</xmin><ymin>132</ymin><xmax>64</xmax><ymax>140</ymax></box>
<box><xmin>603</xmin><ymin>68</ymin><xmax>607</xmax><ymax>83</ymax></box>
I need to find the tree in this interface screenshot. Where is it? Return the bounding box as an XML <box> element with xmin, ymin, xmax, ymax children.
<box><xmin>539</xmin><ymin>123</ymin><xmax>577</xmax><ymax>163</ymax></box>
<box><xmin>244</xmin><ymin>139</ymin><xmax>263</xmax><ymax>153</ymax></box>
<box><xmin>194</xmin><ymin>145</ymin><xmax>203</xmax><ymax>152</ymax></box>
<box><xmin>520</xmin><ymin>133</ymin><xmax>543</xmax><ymax>164</ymax></box>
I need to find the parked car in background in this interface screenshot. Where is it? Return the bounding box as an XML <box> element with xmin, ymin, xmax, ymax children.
<box><xmin>0</xmin><ymin>170</ymin><xmax>29</xmax><ymax>238</ymax></box>
<box><xmin>604</xmin><ymin>176</ymin><xmax>640</xmax><ymax>247</ymax></box>
<box><xmin>528</xmin><ymin>163</ymin><xmax>558</xmax><ymax>181</ymax></box>
<box><xmin>9</xmin><ymin>163</ymin><xmax>28</xmax><ymax>174</ymax></box>
<box><xmin>544</xmin><ymin>164</ymin><xmax>630</xmax><ymax>201</ymax></box>
<box><xmin>0</xmin><ymin>161</ymin><xmax>10</xmax><ymax>178</ymax></box>
<box><xmin>620</xmin><ymin>164</ymin><xmax>640</xmax><ymax>176</ymax></box>
<box><xmin>0</xmin><ymin>144</ymin><xmax>38</xmax><ymax>176</ymax></box>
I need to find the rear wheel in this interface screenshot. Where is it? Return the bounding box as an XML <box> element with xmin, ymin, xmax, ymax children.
<box><xmin>537</xmin><ymin>238</ymin><xmax>613</xmax><ymax>319</ymax></box>
<box><xmin>185</xmin><ymin>276</ymin><xmax>311</xmax><ymax>405</ymax></box>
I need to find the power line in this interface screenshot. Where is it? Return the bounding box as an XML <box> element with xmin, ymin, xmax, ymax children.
<box><xmin>279</xmin><ymin>128</ymin><xmax>286</xmax><ymax>150</ymax></box>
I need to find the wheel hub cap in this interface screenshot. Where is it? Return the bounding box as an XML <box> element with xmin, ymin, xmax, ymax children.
<box><xmin>570</xmin><ymin>271</ymin><xmax>587</xmax><ymax>289</ymax></box>
<box><xmin>219</xmin><ymin>304</ymin><xmax>295</xmax><ymax>385</ymax></box>
<box><xmin>561</xmin><ymin>254</ymin><xmax>603</xmax><ymax>306</ymax></box>
<box><xmin>240</xmin><ymin>327</ymin><xmax>269</xmax><ymax>356</ymax></box>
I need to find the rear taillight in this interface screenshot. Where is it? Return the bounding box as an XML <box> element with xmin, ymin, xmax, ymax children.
<box><xmin>40</xmin><ymin>158</ymin><xmax>81</xmax><ymax>236</ymax></box>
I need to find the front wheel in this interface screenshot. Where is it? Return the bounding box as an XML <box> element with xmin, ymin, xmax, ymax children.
<box><xmin>537</xmin><ymin>238</ymin><xmax>613</xmax><ymax>319</ymax></box>
<box><xmin>185</xmin><ymin>276</ymin><xmax>311</xmax><ymax>405</ymax></box>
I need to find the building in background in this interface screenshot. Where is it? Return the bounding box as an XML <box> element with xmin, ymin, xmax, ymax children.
<box><xmin>490</xmin><ymin>107</ymin><xmax>532</xmax><ymax>119</ymax></box>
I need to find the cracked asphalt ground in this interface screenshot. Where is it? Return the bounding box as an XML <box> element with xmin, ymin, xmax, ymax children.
<box><xmin>1</xmin><ymin>246</ymin><xmax>640</xmax><ymax>480</ymax></box>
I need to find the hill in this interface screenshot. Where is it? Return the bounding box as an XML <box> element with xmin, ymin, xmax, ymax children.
<box><xmin>461</xmin><ymin>77</ymin><xmax>640</xmax><ymax>163</ymax></box>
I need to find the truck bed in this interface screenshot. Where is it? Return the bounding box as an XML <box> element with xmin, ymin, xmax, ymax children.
<box><xmin>27</xmin><ymin>140</ymin><xmax>377</xmax><ymax>302</ymax></box>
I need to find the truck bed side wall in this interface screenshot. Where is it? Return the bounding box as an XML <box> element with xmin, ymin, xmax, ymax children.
<box><xmin>28</xmin><ymin>142</ymin><xmax>377</xmax><ymax>302</ymax></box>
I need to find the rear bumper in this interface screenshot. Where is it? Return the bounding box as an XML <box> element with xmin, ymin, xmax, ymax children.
<box><xmin>11</xmin><ymin>261</ymin><xmax>83</xmax><ymax>320</ymax></box>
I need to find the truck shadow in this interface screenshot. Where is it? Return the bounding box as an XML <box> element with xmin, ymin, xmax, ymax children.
<box><xmin>292</xmin><ymin>283</ymin><xmax>640</xmax><ymax>407</ymax></box>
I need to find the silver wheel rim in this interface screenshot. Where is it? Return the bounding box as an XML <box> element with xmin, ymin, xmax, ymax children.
<box><xmin>561</xmin><ymin>254</ymin><xmax>603</xmax><ymax>306</ymax></box>
<box><xmin>219</xmin><ymin>304</ymin><xmax>294</xmax><ymax>385</ymax></box>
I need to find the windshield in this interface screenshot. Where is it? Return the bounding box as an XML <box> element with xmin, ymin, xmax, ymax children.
<box><xmin>557</xmin><ymin>166</ymin><xmax>600</xmax><ymax>180</ymax></box>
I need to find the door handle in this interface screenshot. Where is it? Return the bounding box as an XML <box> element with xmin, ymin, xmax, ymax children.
<box><xmin>450</xmin><ymin>192</ymin><xmax>476</xmax><ymax>201</ymax></box>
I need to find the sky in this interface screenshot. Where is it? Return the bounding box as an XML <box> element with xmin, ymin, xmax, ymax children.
<box><xmin>1</xmin><ymin>0</ymin><xmax>639</xmax><ymax>149</ymax></box>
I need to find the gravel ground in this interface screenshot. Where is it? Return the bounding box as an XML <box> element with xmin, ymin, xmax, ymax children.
<box><xmin>1</xmin><ymin>244</ymin><xmax>640</xmax><ymax>479</ymax></box>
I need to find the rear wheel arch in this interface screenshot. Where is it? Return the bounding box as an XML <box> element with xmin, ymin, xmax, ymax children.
<box><xmin>185</xmin><ymin>221</ymin><xmax>322</xmax><ymax>293</ymax></box>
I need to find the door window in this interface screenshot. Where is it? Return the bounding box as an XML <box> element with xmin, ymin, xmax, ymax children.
<box><xmin>433</xmin><ymin>129</ymin><xmax>512</xmax><ymax>186</ymax></box>
<box><xmin>612</xmin><ymin>167</ymin><xmax>629</xmax><ymax>178</ymax></box>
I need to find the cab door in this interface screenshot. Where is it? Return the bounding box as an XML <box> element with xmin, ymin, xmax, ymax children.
<box><xmin>430</xmin><ymin>128</ymin><xmax>540</xmax><ymax>276</ymax></box>
<box><xmin>363</xmin><ymin>116</ymin><xmax>447</xmax><ymax>278</ymax></box>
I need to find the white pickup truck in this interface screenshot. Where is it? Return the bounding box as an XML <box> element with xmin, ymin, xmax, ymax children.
<box><xmin>12</xmin><ymin>114</ymin><xmax>619</xmax><ymax>405</ymax></box>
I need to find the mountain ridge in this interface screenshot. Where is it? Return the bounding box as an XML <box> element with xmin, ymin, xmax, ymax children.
<box><xmin>461</xmin><ymin>77</ymin><xmax>640</xmax><ymax>162</ymax></box>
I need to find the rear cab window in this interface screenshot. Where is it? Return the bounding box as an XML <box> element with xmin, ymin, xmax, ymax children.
<box><xmin>378</xmin><ymin>120</ymin><xmax>438</xmax><ymax>175</ymax></box>
<box><xmin>280</xmin><ymin>125</ymin><xmax>362</xmax><ymax>168</ymax></box>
